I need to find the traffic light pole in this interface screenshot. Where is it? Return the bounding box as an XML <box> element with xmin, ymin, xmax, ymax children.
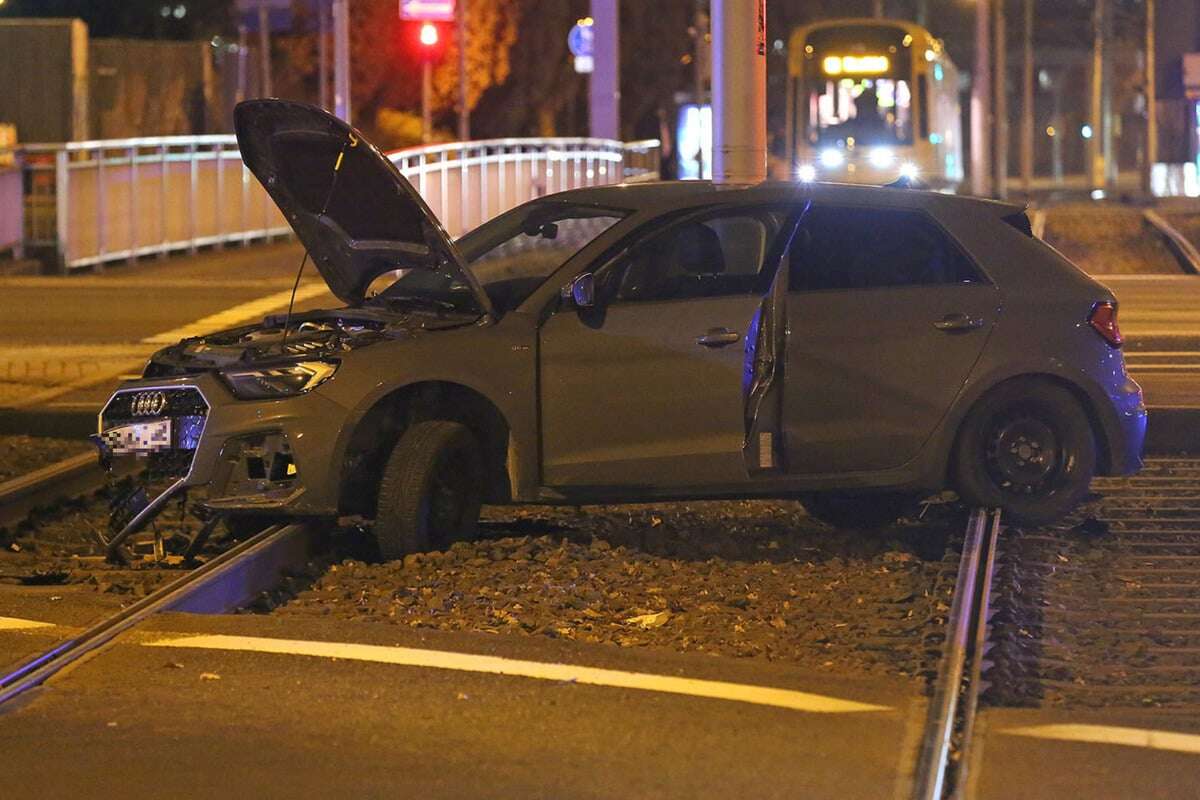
<box><xmin>422</xmin><ymin>60</ymin><xmax>433</xmax><ymax>143</ymax></box>
<box><xmin>457</xmin><ymin>0</ymin><xmax>469</xmax><ymax>141</ymax></box>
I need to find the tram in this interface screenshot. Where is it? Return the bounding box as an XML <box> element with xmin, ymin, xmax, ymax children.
<box><xmin>786</xmin><ymin>19</ymin><xmax>963</xmax><ymax>189</ymax></box>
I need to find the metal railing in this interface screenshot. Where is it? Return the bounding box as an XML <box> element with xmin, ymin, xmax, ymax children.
<box><xmin>8</xmin><ymin>135</ymin><xmax>660</xmax><ymax>271</ymax></box>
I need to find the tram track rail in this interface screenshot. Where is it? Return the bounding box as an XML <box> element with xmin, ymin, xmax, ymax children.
<box><xmin>912</xmin><ymin>507</ymin><xmax>1003</xmax><ymax>800</ymax></box>
<box><xmin>0</xmin><ymin>452</ymin><xmax>109</xmax><ymax>534</ymax></box>
<box><xmin>0</xmin><ymin>522</ymin><xmax>324</xmax><ymax>708</ymax></box>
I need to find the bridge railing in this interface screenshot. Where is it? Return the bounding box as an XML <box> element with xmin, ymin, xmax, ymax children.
<box><xmin>9</xmin><ymin>135</ymin><xmax>661</xmax><ymax>271</ymax></box>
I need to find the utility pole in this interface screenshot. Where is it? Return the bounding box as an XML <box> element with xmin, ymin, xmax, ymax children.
<box><xmin>589</xmin><ymin>0</ymin><xmax>620</xmax><ymax>139</ymax></box>
<box><xmin>1101</xmin><ymin>0</ymin><xmax>1115</xmax><ymax>189</ymax></box>
<box><xmin>258</xmin><ymin>0</ymin><xmax>273</xmax><ymax>97</ymax></box>
<box><xmin>1144</xmin><ymin>0</ymin><xmax>1157</xmax><ymax>195</ymax></box>
<box><xmin>994</xmin><ymin>0</ymin><xmax>1008</xmax><ymax>199</ymax></box>
<box><xmin>1020</xmin><ymin>0</ymin><xmax>1034</xmax><ymax>194</ymax></box>
<box><xmin>971</xmin><ymin>0</ymin><xmax>992</xmax><ymax>196</ymax></box>
<box><xmin>712</xmin><ymin>0</ymin><xmax>767</xmax><ymax>184</ymax></box>
<box><xmin>332</xmin><ymin>0</ymin><xmax>350</xmax><ymax>123</ymax></box>
<box><xmin>457</xmin><ymin>0</ymin><xmax>469</xmax><ymax>141</ymax></box>
<box><xmin>318</xmin><ymin>0</ymin><xmax>329</xmax><ymax>110</ymax></box>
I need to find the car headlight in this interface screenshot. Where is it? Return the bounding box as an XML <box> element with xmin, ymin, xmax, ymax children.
<box><xmin>796</xmin><ymin>164</ymin><xmax>817</xmax><ymax>182</ymax></box>
<box><xmin>869</xmin><ymin>148</ymin><xmax>895</xmax><ymax>168</ymax></box>
<box><xmin>819</xmin><ymin>149</ymin><xmax>844</xmax><ymax>169</ymax></box>
<box><xmin>899</xmin><ymin>162</ymin><xmax>920</xmax><ymax>179</ymax></box>
<box><xmin>222</xmin><ymin>361</ymin><xmax>339</xmax><ymax>400</ymax></box>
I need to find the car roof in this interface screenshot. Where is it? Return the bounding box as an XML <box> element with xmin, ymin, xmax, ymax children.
<box><xmin>549</xmin><ymin>180</ymin><xmax>1026</xmax><ymax>220</ymax></box>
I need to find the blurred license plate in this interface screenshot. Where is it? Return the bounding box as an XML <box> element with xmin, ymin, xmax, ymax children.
<box><xmin>102</xmin><ymin>419</ymin><xmax>172</xmax><ymax>455</ymax></box>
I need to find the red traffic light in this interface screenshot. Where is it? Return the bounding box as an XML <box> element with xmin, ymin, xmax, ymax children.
<box><xmin>419</xmin><ymin>23</ymin><xmax>439</xmax><ymax>47</ymax></box>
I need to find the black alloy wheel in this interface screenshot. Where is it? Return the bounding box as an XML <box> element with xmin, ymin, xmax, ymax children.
<box><xmin>953</xmin><ymin>379</ymin><xmax>1095</xmax><ymax>527</ymax></box>
<box><xmin>374</xmin><ymin>420</ymin><xmax>485</xmax><ymax>561</ymax></box>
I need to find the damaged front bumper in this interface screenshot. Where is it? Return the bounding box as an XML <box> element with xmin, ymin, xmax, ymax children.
<box><xmin>93</xmin><ymin>374</ymin><xmax>349</xmax><ymax>559</ymax></box>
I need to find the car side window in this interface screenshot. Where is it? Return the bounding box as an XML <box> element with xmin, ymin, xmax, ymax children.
<box><xmin>601</xmin><ymin>211</ymin><xmax>777</xmax><ymax>303</ymax></box>
<box><xmin>790</xmin><ymin>206</ymin><xmax>981</xmax><ymax>292</ymax></box>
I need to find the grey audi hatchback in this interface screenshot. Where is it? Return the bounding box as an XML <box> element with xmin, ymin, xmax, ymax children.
<box><xmin>95</xmin><ymin>100</ymin><xmax>1145</xmax><ymax>559</ymax></box>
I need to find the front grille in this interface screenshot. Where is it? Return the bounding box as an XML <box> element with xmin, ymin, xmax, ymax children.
<box><xmin>101</xmin><ymin>386</ymin><xmax>210</xmax><ymax>478</ymax></box>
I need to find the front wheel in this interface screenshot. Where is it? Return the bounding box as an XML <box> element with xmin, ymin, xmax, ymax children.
<box><xmin>373</xmin><ymin>420</ymin><xmax>485</xmax><ymax>561</ymax></box>
<box><xmin>799</xmin><ymin>491</ymin><xmax>917</xmax><ymax>530</ymax></box>
<box><xmin>952</xmin><ymin>379</ymin><xmax>1095</xmax><ymax>527</ymax></box>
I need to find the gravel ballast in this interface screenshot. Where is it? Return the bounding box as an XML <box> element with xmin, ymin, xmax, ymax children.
<box><xmin>276</xmin><ymin>501</ymin><xmax>957</xmax><ymax>678</ymax></box>
<box><xmin>0</xmin><ymin>435</ymin><xmax>91</xmax><ymax>483</ymax></box>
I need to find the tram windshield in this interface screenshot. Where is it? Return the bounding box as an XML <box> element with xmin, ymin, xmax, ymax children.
<box><xmin>800</xmin><ymin>25</ymin><xmax>914</xmax><ymax>148</ymax></box>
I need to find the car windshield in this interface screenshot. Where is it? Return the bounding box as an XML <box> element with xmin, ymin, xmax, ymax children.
<box><xmin>364</xmin><ymin>200</ymin><xmax>628</xmax><ymax>315</ymax></box>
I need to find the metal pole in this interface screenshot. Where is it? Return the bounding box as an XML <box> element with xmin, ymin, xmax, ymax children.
<box><xmin>712</xmin><ymin>0</ymin><xmax>767</xmax><ymax>184</ymax></box>
<box><xmin>971</xmin><ymin>0</ymin><xmax>992</xmax><ymax>196</ymax></box>
<box><xmin>1101</xmin><ymin>0</ymin><xmax>1115</xmax><ymax>189</ymax></box>
<box><xmin>1144</xmin><ymin>0</ymin><xmax>1157</xmax><ymax>195</ymax></box>
<box><xmin>258</xmin><ymin>0</ymin><xmax>273</xmax><ymax>97</ymax></box>
<box><xmin>1020</xmin><ymin>0</ymin><xmax>1034</xmax><ymax>194</ymax></box>
<box><xmin>994</xmin><ymin>0</ymin><xmax>1008</xmax><ymax>199</ymax></box>
<box><xmin>332</xmin><ymin>0</ymin><xmax>351</xmax><ymax>123</ymax></box>
<box><xmin>318</xmin><ymin>0</ymin><xmax>330</xmax><ymax>110</ymax></box>
<box><xmin>422</xmin><ymin>60</ymin><xmax>432</xmax><ymax>143</ymax></box>
<box><xmin>1089</xmin><ymin>0</ymin><xmax>1104</xmax><ymax>191</ymax></box>
<box><xmin>693</xmin><ymin>1</ymin><xmax>708</xmax><ymax>178</ymax></box>
<box><xmin>873</xmin><ymin>0</ymin><xmax>884</xmax><ymax>18</ymax></box>
<box><xmin>589</xmin><ymin>0</ymin><xmax>620</xmax><ymax>139</ymax></box>
<box><xmin>457</xmin><ymin>0</ymin><xmax>469</xmax><ymax>141</ymax></box>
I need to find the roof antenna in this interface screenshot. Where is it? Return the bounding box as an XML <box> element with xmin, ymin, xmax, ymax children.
<box><xmin>279</xmin><ymin>132</ymin><xmax>358</xmax><ymax>354</ymax></box>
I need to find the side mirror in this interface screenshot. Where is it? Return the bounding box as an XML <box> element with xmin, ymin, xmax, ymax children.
<box><xmin>560</xmin><ymin>273</ymin><xmax>595</xmax><ymax>309</ymax></box>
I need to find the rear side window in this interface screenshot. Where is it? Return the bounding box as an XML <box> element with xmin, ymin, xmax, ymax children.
<box><xmin>790</xmin><ymin>206</ymin><xmax>981</xmax><ymax>291</ymax></box>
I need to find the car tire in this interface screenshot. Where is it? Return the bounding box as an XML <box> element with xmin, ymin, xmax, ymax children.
<box><xmin>799</xmin><ymin>491</ymin><xmax>915</xmax><ymax>529</ymax></box>
<box><xmin>373</xmin><ymin>420</ymin><xmax>485</xmax><ymax>561</ymax></box>
<box><xmin>952</xmin><ymin>379</ymin><xmax>1095</xmax><ymax>527</ymax></box>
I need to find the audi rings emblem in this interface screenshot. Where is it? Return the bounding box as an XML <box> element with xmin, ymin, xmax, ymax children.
<box><xmin>131</xmin><ymin>391</ymin><xmax>168</xmax><ymax>417</ymax></box>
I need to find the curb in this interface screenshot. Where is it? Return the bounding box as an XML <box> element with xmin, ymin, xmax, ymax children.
<box><xmin>0</xmin><ymin>408</ymin><xmax>97</xmax><ymax>439</ymax></box>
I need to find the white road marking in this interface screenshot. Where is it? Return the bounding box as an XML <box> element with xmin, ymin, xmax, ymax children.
<box><xmin>1003</xmin><ymin>723</ymin><xmax>1200</xmax><ymax>755</ymax></box>
<box><xmin>0</xmin><ymin>616</ymin><xmax>55</xmax><ymax>630</ymax></box>
<box><xmin>140</xmin><ymin>283</ymin><xmax>330</xmax><ymax>345</ymax></box>
<box><xmin>146</xmin><ymin>633</ymin><xmax>890</xmax><ymax>714</ymax></box>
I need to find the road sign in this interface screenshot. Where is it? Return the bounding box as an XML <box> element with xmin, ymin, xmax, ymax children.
<box><xmin>569</xmin><ymin>19</ymin><xmax>594</xmax><ymax>74</ymax></box>
<box><xmin>400</xmin><ymin>0</ymin><xmax>455</xmax><ymax>21</ymax></box>
<box><xmin>568</xmin><ymin>21</ymin><xmax>594</xmax><ymax>58</ymax></box>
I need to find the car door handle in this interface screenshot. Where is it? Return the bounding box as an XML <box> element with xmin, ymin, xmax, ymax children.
<box><xmin>696</xmin><ymin>328</ymin><xmax>741</xmax><ymax>347</ymax></box>
<box><xmin>933</xmin><ymin>313</ymin><xmax>985</xmax><ymax>332</ymax></box>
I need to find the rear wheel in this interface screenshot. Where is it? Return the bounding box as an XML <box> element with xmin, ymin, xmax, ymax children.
<box><xmin>373</xmin><ymin>420</ymin><xmax>485</xmax><ymax>561</ymax></box>
<box><xmin>952</xmin><ymin>379</ymin><xmax>1095</xmax><ymax>527</ymax></box>
<box><xmin>799</xmin><ymin>491</ymin><xmax>916</xmax><ymax>530</ymax></box>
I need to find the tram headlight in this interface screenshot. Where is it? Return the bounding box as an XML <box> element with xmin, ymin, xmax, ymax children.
<box><xmin>796</xmin><ymin>164</ymin><xmax>817</xmax><ymax>182</ymax></box>
<box><xmin>819</xmin><ymin>149</ymin><xmax>844</xmax><ymax>169</ymax></box>
<box><xmin>869</xmin><ymin>148</ymin><xmax>895</xmax><ymax>168</ymax></box>
<box><xmin>899</xmin><ymin>162</ymin><xmax>920</xmax><ymax>180</ymax></box>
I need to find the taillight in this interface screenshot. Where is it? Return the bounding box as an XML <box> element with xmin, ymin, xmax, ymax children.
<box><xmin>1089</xmin><ymin>301</ymin><xmax>1123</xmax><ymax>348</ymax></box>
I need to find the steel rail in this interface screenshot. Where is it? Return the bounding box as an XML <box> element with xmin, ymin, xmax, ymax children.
<box><xmin>0</xmin><ymin>452</ymin><xmax>106</xmax><ymax>533</ymax></box>
<box><xmin>0</xmin><ymin>522</ymin><xmax>322</xmax><ymax>708</ymax></box>
<box><xmin>912</xmin><ymin>507</ymin><xmax>1002</xmax><ymax>800</ymax></box>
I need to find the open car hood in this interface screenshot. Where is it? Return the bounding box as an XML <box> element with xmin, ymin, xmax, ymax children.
<box><xmin>234</xmin><ymin>99</ymin><xmax>493</xmax><ymax>317</ymax></box>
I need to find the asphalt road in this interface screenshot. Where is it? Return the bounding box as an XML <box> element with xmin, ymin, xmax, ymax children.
<box><xmin>1104</xmin><ymin>274</ymin><xmax>1200</xmax><ymax>408</ymax></box>
<box><xmin>0</xmin><ymin>610</ymin><xmax>925</xmax><ymax>799</ymax></box>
